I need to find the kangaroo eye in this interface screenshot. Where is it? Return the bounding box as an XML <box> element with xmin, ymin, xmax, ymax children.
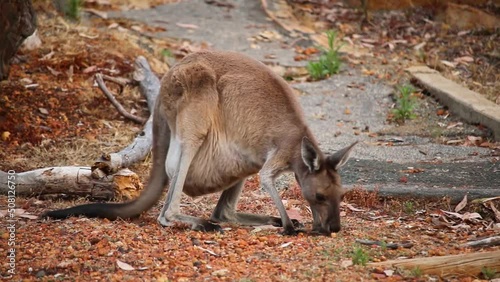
<box><xmin>316</xmin><ymin>194</ymin><xmax>327</xmax><ymax>202</ymax></box>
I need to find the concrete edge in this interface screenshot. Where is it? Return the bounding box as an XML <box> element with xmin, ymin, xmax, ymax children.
<box><xmin>347</xmin><ymin>184</ymin><xmax>499</xmax><ymax>204</ymax></box>
<box><xmin>406</xmin><ymin>66</ymin><xmax>500</xmax><ymax>141</ymax></box>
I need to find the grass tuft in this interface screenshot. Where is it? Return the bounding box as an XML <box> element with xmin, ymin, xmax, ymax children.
<box><xmin>392</xmin><ymin>84</ymin><xmax>417</xmax><ymax>123</ymax></box>
<box><xmin>307</xmin><ymin>30</ymin><xmax>342</xmax><ymax>80</ymax></box>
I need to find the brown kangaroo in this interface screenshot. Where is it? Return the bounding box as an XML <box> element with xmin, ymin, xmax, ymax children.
<box><xmin>42</xmin><ymin>51</ymin><xmax>357</xmax><ymax>235</ymax></box>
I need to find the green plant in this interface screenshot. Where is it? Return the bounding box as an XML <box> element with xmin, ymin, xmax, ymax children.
<box><xmin>307</xmin><ymin>30</ymin><xmax>342</xmax><ymax>80</ymax></box>
<box><xmin>403</xmin><ymin>200</ymin><xmax>415</xmax><ymax>214</ymax></box>
<box><xmin>67</xmin><ymin>0</ymin><xmax>81</xmax><ymax>21</ymax></box>
<box><xmin>410</xmin><ymin>266</ymin><xmax>423</xmax><ymax>278</ymax></box>
<box><xmin>161</xmin><ymin>49</ymin><xmax>173</xmax><ymax>58</ymax></box>
<box><xmin>351</xmin><ymin>246</ymin><xmax>369</xmax><ymax>266</ymax></box>
<box><xmin>379</xmin><ymin>240</ymin><xmax>387</xmax><ymax>251</ymax></box>
<box><xmin>392</xmin><ymin>84</ymin><xmax>417</xmax><ymax>123</ymax></box>
<box><xmin>481</xmin><ymin>266</ymin><xmax>497</xmax><ymax>280</ymax></box>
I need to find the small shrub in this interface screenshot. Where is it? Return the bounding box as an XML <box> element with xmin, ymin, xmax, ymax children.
<box><xmin>481</xmin><ymin>266</ymin><xmax>497</xmax><ymax>280</ymax></box>
<box><xmin>392</xmin><ymin>84</ymin><xmax>417</xmax><ymax>123</ymax></box>
<box><xmin>411</xmin><ymin>266</ymin><xmax>423</xmax><ymax>278</ymax></box>
<box><xmin>352</xmin><ymin>246</ymin><xmax>369</xmax><ymax>266</ymax></box>
<box><xmin>403</xmin><ymin>200</ymin><xmax>415</xmax><ymax>214</ymax></box>
<box><xmin>307</xmin><ymin>30</ymin><xmax>342</xmax><ymax>80</ymax></box>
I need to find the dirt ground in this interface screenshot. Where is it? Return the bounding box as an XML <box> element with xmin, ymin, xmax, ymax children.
<box><xmin>1</xmin><ymin>1</ymin><xmax>499</xmax><ymax>281</ymax></box>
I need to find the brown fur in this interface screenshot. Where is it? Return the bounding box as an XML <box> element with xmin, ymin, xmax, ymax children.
<box><xmin>42</xmin><ymin>51</ymin><xmax>357</xmax><ymax>235</ymax></box>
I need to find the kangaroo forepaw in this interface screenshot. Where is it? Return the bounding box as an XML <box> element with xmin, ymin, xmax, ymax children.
<box><xmin>192</xmin><ymin>222</ymin><xmax>224</xmax><ymax>233</ymax></box>
<box><xmin>281</xmin><ymin>226</ymin><xmax>298</xmax><ymax>236</ymax></box>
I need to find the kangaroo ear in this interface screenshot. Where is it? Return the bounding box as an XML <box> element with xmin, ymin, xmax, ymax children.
<box><xmin>327</xmin><ymin>141</ymin><xmax>358</xmax><ymax>170</ymax></box>
<box><xmin>301</xmin><ymin>137</ymin><xmax>321</xmax><ymax>172</ymax></box>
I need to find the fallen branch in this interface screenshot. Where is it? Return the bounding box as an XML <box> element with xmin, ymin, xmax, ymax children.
<box><xmin>355</xmin><ymin>239</ymin><xmax>413</xmax><ymax>250</ymax></box>
<box><xmin>368</xmin><ymin>250</ymin><xmax>500</xmax><ymax>277</ymax></box>
<box><xmin>92</xmin><ymin>56</ymin><xmax>161</xmax><ymax>173</ymax></box>
<box><xmin>0</xmin><ymin>57</ymin><xmax>162</xmax><ymax>200</ymax></box>
<box><xmin>101</xmin><ymin>74</ymin><xmax>133</xmax><ymax>87</ymax></box>
<box><xmin>462</xmin><ymin>236</ymin><xmax>500</xmax><ymax>248</ymax></box>
<box><xmin>0</xmin><ymin>168</ymin><xmax>142</xmax><ymax>200</ymax></box>
<box><xmin>95</xmin><ymin>73</ymin><xmax>146</xmax><ymax>124</ymax></box>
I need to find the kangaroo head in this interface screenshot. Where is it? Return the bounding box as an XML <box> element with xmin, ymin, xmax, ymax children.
<box><xmin>295</xmin><ymin>137</ymin><xmax>357</xmax><ymax>234</ymax></box>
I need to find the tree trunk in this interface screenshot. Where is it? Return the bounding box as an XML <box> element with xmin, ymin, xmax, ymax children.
<box><xmin>0</xmin><ymin>0</ymin><xmax>37</xmax><ymax>80</ymax></box>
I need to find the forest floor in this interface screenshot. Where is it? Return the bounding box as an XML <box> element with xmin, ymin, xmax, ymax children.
<box><xmin>0</xmin><ymin>1</ymin><xmax>499</xmax><ymax>281</ymax></box>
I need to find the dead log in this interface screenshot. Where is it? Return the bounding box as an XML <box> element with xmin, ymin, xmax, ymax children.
<box><xmin>368</xmin><ymin>250</ymin><xmax>500</xmax><ymax>277</ymax></box>
<box><xmin>463</xmin><ymin>236</ymin><xmax>500</xmax><ymax>248</ymax></box>
<box><xmin>0</xmin><ymin>168</ymin><xmax>142</xmax><ymax>200</ymax></box>
<box><xmin>0</xmin><ymin>57</ymin><xmax>160</xmax><ymax>199</ymax></box>
<box><xmin>92</xmin><ymin>56</ymin><xmax>161</xmax><ymax>174</ymax></box>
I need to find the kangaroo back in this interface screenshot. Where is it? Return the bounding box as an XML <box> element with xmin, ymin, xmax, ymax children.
<box><xmin>42</xmin><ymin>51</ymin><xmax>357</xmax><ymax>236</ymax></box>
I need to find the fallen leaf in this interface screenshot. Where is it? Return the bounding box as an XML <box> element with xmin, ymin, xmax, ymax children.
<box><xmin>441</xmin><ymin>60</ymin><xmax>456</xmax><ymax>68</ymax></box>
<box><xmin>83</xmin><ymin>65</ymin><xmax>98</xmax><ymax>74</ymax></box>
<box><xmin>57</xmin><ymin>260</ymin><xmax>73</xmax><ymax>268</ymax></box>
<box><xmin>1</xmin><ymin>131</ymin><xmax>10</xmax><ymax>141</ymax></box>
<box><xmin>176</xmin><ymin>23</ymin><xmax>199</xmax><ymax>29</ymax></box>
<box><xmin>436</xmin><ymin>108</ymin><xmax>447</xmax><ymax>115</ymax></box>
<box><xmin>279</xmin><ymin>242</ymin><xmax>293</xmax><ymax>248</ymax></box>
<box><xmin>442</xmin><ymin>210</ymin><xmax>463</xmax><ymax>219</ymax></box>
<box><xmin>454</xmin><ymin>56</ymin><xmax>474</xmax><ymax>64</ymax></box>
<box><xmin>79</xmin><ymin>32</ymin><xmax>99</xmax><ymax>39</ymax></box>
<box><xmin>195</xmin><ymin>245</ymin><xmax>219</xmax><ymax>256</ymax></box>
<box><xmin>46</xmin><ymin>66</ymin><xmax>61</xmax><ymax>76</ymax></box>
<box><xmin>303</xmin><ymin>47</ymin><xmax>319</xmax><ymax>55</ymax></box>
<box><xmin>116</xmin><ymin>259</ymin><xmax>135</xmax><ymax>271</ymax></box>
<box><xmin>455</xmin><ymin>194</ymin><xmax>468</xmax><ymax>212</ymax></box>
<box><xmin>461</xmin><ymin>212</ymin><xmax>482</xmax><ymax>221</ymax></box>
<box><xmin>340</xmin><ymin>259</ymin><xmax>353</xmax><ymax>268</ymax></box>
<box><xmin>401</xmin><ymin>167</ymin><xmax>425</xmax><ymax>174</ymax></box>
<box><xmin>383</xmin><ymin>269</ymin><xmax>394</xmax><ymax>277</ymax></box>
<box><xmin>489</xmin><ymin>202</ymin><xmax>500</xmax><ymax>222</ymax></box>
<box><xmin>346</xmin><ymin>204</ymin><xmax>364</xmax><ymax>212</ymax></box>
<box><xmin>212</xmin><ymin>269</ymin><xmax>229</xmax><ymax>277</ymax></box>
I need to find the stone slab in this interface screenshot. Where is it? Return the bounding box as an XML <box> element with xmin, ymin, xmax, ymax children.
<box><xmin>407</xmin><ymin>66</ymin><xmax>500</xmax><ymax>140</ymax></box>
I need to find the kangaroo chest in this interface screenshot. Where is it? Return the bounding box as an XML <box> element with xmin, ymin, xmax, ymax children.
<box><xmin>166</xmin><ymin>136</ymin><xmax>261</xmax><ymax>197</ymax></box>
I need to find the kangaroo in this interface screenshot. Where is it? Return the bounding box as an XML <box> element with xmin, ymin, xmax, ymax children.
<box><xmin>42</xmin><ymin>51</ymin><xmax>357</xmax><ymax>235</ymax></box>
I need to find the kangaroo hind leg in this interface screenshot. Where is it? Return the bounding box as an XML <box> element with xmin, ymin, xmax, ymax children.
<box><xmin>211</xmin><ymin>180</ymin><xmax>301</xmax><ymax>228</ymax></box>
<box><xmin>157</xmin><ymin>60</ymin><xmax>222</xmax><ymax>232</ymax></box>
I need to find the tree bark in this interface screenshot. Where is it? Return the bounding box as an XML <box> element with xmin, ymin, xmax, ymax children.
<box><xmin>368</xmin><ymin>250</ymin><xmax>500</xmax><ymax>276</ymax></box>
<box><xmin>0</xmin><ymin>168</ymin><xmax>142</xmax><ymax>200</ymax></box>
<box><xmin>0</xmin><ymin>0</ymin><xmax>37</xmax><ymax>80</ymax></box>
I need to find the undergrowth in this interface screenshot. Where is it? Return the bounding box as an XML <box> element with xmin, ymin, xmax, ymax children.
<box><xmin>307</xmin><ymin>30</ymin><xmax>342</xmax><ymax>80</ymax></box>
<box><xmin>392</xmin><ymin>84</ymin><xmax>417</xmax><ymax>123</ymax></box>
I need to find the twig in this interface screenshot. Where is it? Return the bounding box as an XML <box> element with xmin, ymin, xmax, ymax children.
<box><xmin>101</xmin><ymin>74</ymin><xmax>133</xmax><ymax>87</ymax></box>
<box><xmin>95</xmin><ymin>73</ymin><xmax>146</xmax><ymax>124</ymax></box>
<box><xmin>194</xmin><ymin>245</ymin><xmax>219</xmax><ymax>256</ymax></box>
<box><xmin>92</xmin><ymin>56</ymin><xmax>160</xmax><ymax>173</ymax></box>
<box><xmin>462</xmin><ymin>236</ymin><xmax>500</xmax><ymax>248</ymax></box>
<box><xmin>356</xmin><ymin>239</ymin><xmax>413</xmax><ymax>250</ymax></box>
